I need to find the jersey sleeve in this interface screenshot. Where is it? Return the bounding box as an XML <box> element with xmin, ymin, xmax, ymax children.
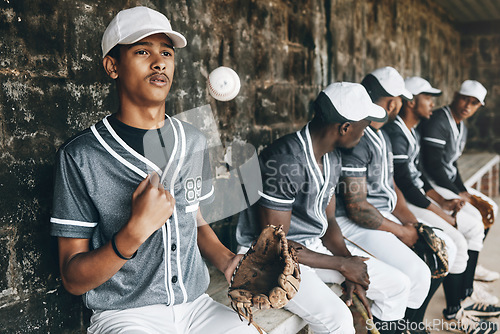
<box><xmin>390</xmin><ymin>130</ymin><xmax>410</xmax><ymax>164</ymax></box>
<box><xmin>340</xmin><ymin>137</ymin><xmax>370</xmax><ymax>177</ymax></box>
<box><xmin>50</xmin><ymin>147</ymin><xmax>99</xmax><ymax>239</ymax></box>
<box><xmin>388</xmin><ymin>129</ymin><xmax>431</xmax><ymax>208</ymax></box>
<box><xmin>257</xmin><ymin>153</ymin><xmax>304</xmax><ymax>211</ymax></box>
<box><xmin>421</xmin><ymin>114</ymin><xmax>449</xmax><ymax>148</ymax></box>
<box><xmin>422</xmin><ymin>144</ymin><xmax>461</xmax><ymax>194</ymax></box>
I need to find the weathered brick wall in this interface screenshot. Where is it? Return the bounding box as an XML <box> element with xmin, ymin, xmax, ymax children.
<box><xmin>0</xmin><ymin>0</ymin><xmax>466</xmax><ymax>332</ymax></box>
<box><xmin>460</xmin><ymin>21</ymin><xmax>500</xmax><ymax>153</ymax></box>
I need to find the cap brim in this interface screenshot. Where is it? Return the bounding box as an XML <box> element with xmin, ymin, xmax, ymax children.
<box><xmin>400</xmin><ymin>89</ymin><xmax>413</xmax><ymax>100</ymax></box>
<box><xmin>421</xmin><ymin>87</ymin><xmax>442</xmax><ymax>96</ymax></box>
<box><xmin>103</xmin><ymin>29</ymin><xmax>187</xmax><ymax>58</ymax></box>
<box><xmin>365</xmin><ymin>104</ymin><xmax>388</xmax><ymax>123</ymax></box>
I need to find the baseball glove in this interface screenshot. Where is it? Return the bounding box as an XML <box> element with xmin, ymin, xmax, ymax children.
<box><xmin>469</xmin><ymin>195</ymin><xmax>495</xmax><ymax>229</ymax></box>
<box><xmin>412</xmin><ymin>222</ymin><xmax>449</xmax><ymax>279</ymax></box>
<box><xmin>228</xmin><ymin>225</ymin><xmax>300</xmax><ymax>332</ymax></box>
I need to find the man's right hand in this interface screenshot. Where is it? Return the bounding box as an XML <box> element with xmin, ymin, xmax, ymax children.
<box><xmin>343</xmin><ymin>281</ymin><xmax>372</xmax><ymax>319</ymax></box>
<box><xmin>441</xmin><ymin>198</ymin><xmax>465</xmax><ymax>213</ymax></box>
<box><xmin>128</xmin><ymin>173</ymin><xmax>175</xmax><ymax>243</ymax></box>
<box><xmin>396</xmin><ymin>224</ymin><xmax>419</xmax><ymax>247</ymax></box>
<box><xmin>339</xmin><ymin>256</ymin><xmax>370</xmax><ymax>289</ymax></box>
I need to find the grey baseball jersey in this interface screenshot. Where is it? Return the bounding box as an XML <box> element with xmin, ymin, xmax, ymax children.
<box><xmin>236</xmin><ymin>123</ymin><xmax>341</xmax><ymax>246</ymax></box>
<box><xmin>384</xmin><ymin>116</ymin><xmax>432</xmax><ymax>209</ymax></box>
<box><xmin>336</xmin><ymin>126</ymin><xmax>397</xmax><ymax>217</ymax></box>
<box><xmin>420</xmin><ymin>106</ymin><xmax>467</xmax><ymax>181</ymax></box>
<box><xmin>50</xmin><ymin>115</ymin><xmax>214</xmax><ymax>310</ymax></box>
<box><xmin>385</xmin><ymin>116</ymin><xmax>424</xmax><ymax>189</ymax></box>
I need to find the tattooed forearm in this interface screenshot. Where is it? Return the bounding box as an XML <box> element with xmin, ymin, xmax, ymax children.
<box><xmin>339</xmin><ymin>176</ymin><xmax>384</xmax><ymax>230</ymax></box>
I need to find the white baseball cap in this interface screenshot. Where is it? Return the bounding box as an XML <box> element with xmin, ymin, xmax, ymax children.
<box><xmin>101</xmin><ymin>6</ymin><xmax>187</xmax><ymax>58</ymax></box>
<box><xmin>314</xmin><ymin>82</ymin><xmax>387</xmax><ymax>123</ymax></box>
<box><xmin>404</xmin><ymin>76</ymin><xmax>442</xmax><ymax>96</ymax></box>
<box><xmin>459</xmin><ymin>80</ymin><xmax>487</xmax><ymax>106</ymax></box>
<box><xmin>370</xmin><ymin>66</ymin><xmax>413</xmax><ymax>100</ymax></box>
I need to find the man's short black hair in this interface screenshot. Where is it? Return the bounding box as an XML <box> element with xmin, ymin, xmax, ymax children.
<box><xmin>107</xmin><ymin>44</ymin><xmax>122</xmax><ymax>61</ymax></box>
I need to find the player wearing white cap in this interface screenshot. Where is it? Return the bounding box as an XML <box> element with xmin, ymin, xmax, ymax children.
<box><xmin>385</xmin><ymin>77</ymin><xmax>500</xmax><ymax>333</ymax></box>
<box><xmin>237</xmin><ymin>82</ymin><xmax>415</xmax><ymax>334</ymax></box>
<box><xmin>50</xmin><ymin>6</ymin><xmax>259</xmax><ymax>333</ymax></box>
<box><xmin>335</xmin><ymin>67</ymin><xmax>459</xmax><ymax>334</ymax></box>
<box><xmin>419</xmin><ymin>80</ymin><xmax>500</xmax><ymax>315</ymax></box>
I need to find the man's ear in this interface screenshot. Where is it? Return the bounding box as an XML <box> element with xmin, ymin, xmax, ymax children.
<box><xmin>103</xmin><ymin>56</ymin><xmax>118</xmax><ymax>79</ymax></box>
<box><xmin>407</xmin><ymin>99</ymin><xmax>416</xmax><ymax>109</ymax></box>
<box><xmin>339</xmin><ymin>122</ymin><xmax>351</xmax><ymax>135</ymax></box>
<box><xmin>387</xmin><ymin>98</ymin><xmax>397</xmax><ymax>113</ymax></box>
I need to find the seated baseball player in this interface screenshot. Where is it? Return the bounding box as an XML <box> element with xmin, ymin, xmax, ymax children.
<box><xmin>335</xmin><ymin>67</ymin><xmax>459</xmax><ymax>334</ymax></box>
<box><xmin>50</xmin><ymin>6</ymin><xmax>259</xmax><ymax>333</ymax></box>
<box><xmin>419</xmin><ymin>80</ymin><xmax>500</xmax><ymax>311</ymax></box>
<box><xmin>237</xmin><ymin>82</ymin><xmax>416</xmax><ymax>334</ymax></box>
<box><xmin>384</xmin><ymin>76</ymin><xmax>500</xmax><ymax>331</ymax></box>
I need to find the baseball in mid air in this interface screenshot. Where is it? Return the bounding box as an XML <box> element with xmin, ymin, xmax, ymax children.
<box><xmin>207</xmin><ymin>66</ymin><xmax>241</xmax><ymax>101</ymax></box>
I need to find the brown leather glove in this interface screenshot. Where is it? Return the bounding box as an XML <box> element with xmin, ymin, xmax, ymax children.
<box><xmin>228</xmin><ymin>225</ymin><xmax>300</xmax><ymax>331</ymax></box>
<box><xmin>412</xmin><ymin>223</ymin><xmax>449</xmax><ymax>279</ymax></box>
<box><xmin>469</xmin><ymin>195</ymin><xmax>495</xmax><ymax>229</ymax></box>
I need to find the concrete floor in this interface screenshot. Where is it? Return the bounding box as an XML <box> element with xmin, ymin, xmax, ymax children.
<box><xmin>424</xmin><ymin>197</ymin><xmax>500</xmax><ymax>333</ymax></box>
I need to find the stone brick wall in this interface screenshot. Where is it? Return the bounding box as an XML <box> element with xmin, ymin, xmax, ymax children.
<box><xmin>0</xmin><ymin>0</ymin><xmax>474</xmax><ymax>332</ymax></box>
<box><xmin>460</xmin><ymin>21</ymin><xmax>500</xmax><ymax>153</ymax></box>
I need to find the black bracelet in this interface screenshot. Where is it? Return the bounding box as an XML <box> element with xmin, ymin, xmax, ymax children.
<box><xmin>111</xmin><ymin>233</ymin><xmax>137</xmax><ymax>260</ymax></box>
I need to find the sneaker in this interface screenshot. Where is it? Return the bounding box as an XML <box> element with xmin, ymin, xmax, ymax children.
<box><xmin>447</xmin><ymin>309</ymin><xmax>498</xmax><ymax>334</ymax></box>
<box><xmin>462</xmin><ymin>297</ymin><xmax>500</xmax><ymax>317</ymax></box>
<box><xmin>471</xmin><ymin>282</ymin><xmax>499</xmax><ymax>305</ymax></box>
<box><xmin>475</xmin><ymin>265</ymin><xmax>500</xmax><ymax>282</ymax></box>
<box><xmin>444</xmin><ymin>306</ymin><xmax>463</xmax><ymax>320</ymax></box>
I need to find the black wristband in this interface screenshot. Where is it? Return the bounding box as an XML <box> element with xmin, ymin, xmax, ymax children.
<box><xmin>111</xmin><ymin>233</ymin><xmax>137</xmax><ymax>260</ymax></box>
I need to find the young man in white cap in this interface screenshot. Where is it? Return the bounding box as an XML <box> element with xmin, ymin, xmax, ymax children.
<box><xmin>237</xmin><ymin>82</ymin><xmax>415</xmax><ymax>334</ymax></box>
<box><xmin>335</xmin><ymin>67</ymin><xmax>458</xmax><ymax>334</ymax></box>
<box><xmin>50</xmin><ymin>6</ymin><xmax>259</xmax><ymax>333</ymax></box>
<box><xmin>384</xmin><ymin>77</ymin><xmax>500</xmax><ymax>333</ymax></box>
<box><xmin>420</xmin><ymin>80</ymin><xmax>500</xmax><ymax>313</ymax></box>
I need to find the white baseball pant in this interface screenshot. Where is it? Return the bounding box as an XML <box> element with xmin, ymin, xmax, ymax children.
<box><xmin>431</xmin><ymin>184</ymin><xmax>497</xmax><ymax>252</ymax></box>
<box><xmin>238</xmin><ymin>237</ymin><xmax>411</xmax><ymax>334</ymax></box>
<box><xmin>87</xmin><ymin>293</ymin><xmax>261</xmax><ymax>334</ymax></box>
<box><xmin>337</xmin><ymin>212</ymin><xmax>431</xmax><ymax>309</ymax></box>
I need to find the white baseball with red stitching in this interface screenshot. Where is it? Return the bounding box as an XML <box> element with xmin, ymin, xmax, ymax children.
<box><xmin>207</xmin><ymin>66</ymin><xmax>241</xmax><ymax>101</ymax></box>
